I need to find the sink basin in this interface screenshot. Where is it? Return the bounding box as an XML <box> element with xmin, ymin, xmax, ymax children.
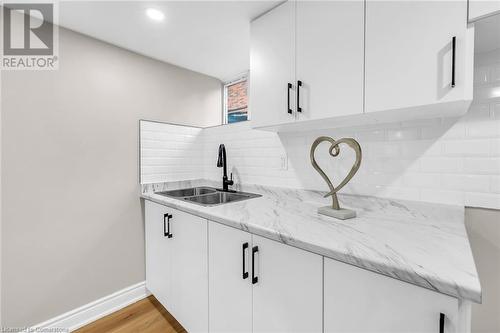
<box><xmin>155</xmin><ymin>186</ymin><xmax>261</xmax><ymax>206</ymax></box>
<box><xmin>184</xmin><ymin>191</ymin><xmax>260</xmax><ymax>206</ymax></box>
<box><xmin>156</xmin><ymin>187</ymin><xmax>217</xmax><ymax>198</ymax></box>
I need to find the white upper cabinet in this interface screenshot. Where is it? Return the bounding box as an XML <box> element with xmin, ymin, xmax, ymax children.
<box><xmin>250</xmin><ymin>1</ymin><xmax>295</xmax><ymax>128</ymax></box>
<box><xmin>296</xmin><ymin>0</ymin><xmax>364</xmax><ymax>121</ymax></box>
<box><xmin>250</xmin><ymin>0</ymin><xmax>474</xmax><ymax>131</ymax></box>
<box><xmin>365</xmin><ymin>0</ymin><xmax>472</xmax><ymax>116</ymax></box>
<box><xmin>469</xmin><ymin>0</ymin><xmax>500</xmax><ymax>22</ymax></box>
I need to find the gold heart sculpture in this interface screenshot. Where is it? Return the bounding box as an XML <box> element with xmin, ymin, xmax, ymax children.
<box><xmin>310</xmin><ymin>136</ymin><xmax>362</xmax><ymax>210</ymax></box>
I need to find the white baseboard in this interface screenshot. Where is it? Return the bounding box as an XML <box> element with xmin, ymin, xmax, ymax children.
<box><xmin>30</xmin><ymin>281</ymin><xmax>150</xmax><ymax>332</ymax></box>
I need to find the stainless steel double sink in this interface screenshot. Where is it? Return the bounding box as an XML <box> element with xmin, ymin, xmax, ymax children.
<box><xmin>155</xmin><ymin>186</ymin><xmax>261</xmax><ymax>207</ymax></box>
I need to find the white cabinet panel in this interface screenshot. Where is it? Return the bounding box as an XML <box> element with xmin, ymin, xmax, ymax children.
<box><xmin>209</xmin><ymin>222</ymin><xmax>252</xmax><ymax>333</ymax></box>
<box><xmin>469</xmin><ymin>0</ymin><xmax>500</xmax><ymax>21</ymax></box>
<box><xmin>250</xmin><ymin>1</ymin><xmax>295</xmax><ymax>128</ymax></box>
<box><xmin>296</xmin><ymin>0</ymin><xmax>364</xmax><ymax>121</ymax></box>
<box><xmin>252</xmin><ymin>235</ymin><xmax>323</xmax><ymax>333</ymax></box>
<box><xmin>145</xmin><ymin>201</ymin><xmax>208</xmax><ymax>333</ymax></box>
<box><xmin>169</xmin><ymin>208</ymin><xmax>208</xmax><ymax>333</ymax></box>
<box><xmin>365</xmin><ymin>0</ymin><xmax>471</xmax><ymax>114</ymax></box>
<box><xmin>145</xmin><ymin>200</ymin><xmax>172</xmax><ymax>311</ymax></box>
<box><xmin>324</xmin><ymin>257</ymin><xmax>459</xmax><ymax>333</ymax></box>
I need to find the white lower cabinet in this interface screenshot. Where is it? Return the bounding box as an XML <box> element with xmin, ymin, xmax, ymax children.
<box><xmin>145</xmin><ymin>201</ymin><xmax>208</xmax><ymax>333</ymax></box>
<box><xmin>146</xmin><ymin>201</ymin><xmax>469</xmax><ymax>333</ymax></box>
<box><xmin>324</xmin><ymin>257</ymin><xmax>459</xmax><ymax>333</ymax></box>
<box><xmin>169</xmin><ymin>208</ymin><xmax>208</xmax><ymax>333</ymax></box>
<box><xmin>209</xmin><ymin>222</ymin><xmax>253</xmax><ymax>333</ymax></box>
<box><xmin>252</xmin><ymin>235</ymin><xmax>323</xmax><ymax>333</ymax></box>
<box><xmin>208</xmin><ymin>222</ymin><xmax>323</xmax><ymax>333</ymax></box>
<box><xmin>145</xmin><ymin>200</ymin><xmax>172</xmax><ymax>308</ymax></box>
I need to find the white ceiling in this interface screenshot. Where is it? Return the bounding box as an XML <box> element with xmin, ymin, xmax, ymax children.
<box><xmin>474</xmin><ymin>13</ymin><xmax>500</xmax><ymax>53</ymax></box>
<box><xmin>57</xmin><ymin>1</ymin><xmax>279</xmax><ymax>81</ymax></box>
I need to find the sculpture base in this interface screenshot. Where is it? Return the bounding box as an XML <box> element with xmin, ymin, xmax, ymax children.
<box><xmin>318</xmin><ymin>206</ymin><xmax>356</xmax><ymax>220</ymax></box>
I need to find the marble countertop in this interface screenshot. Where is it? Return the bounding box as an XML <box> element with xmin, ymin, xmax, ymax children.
<box><xmin>141</xmin><ymin>179</ymin><xmax>481</xmax><ymax>303</ymax></box>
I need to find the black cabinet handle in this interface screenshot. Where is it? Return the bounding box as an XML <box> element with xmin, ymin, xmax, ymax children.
<box><xmin>163</xmin><ymin>213</ymin><xmax>169</xmax><ymax>237</ymax></box>
<box><xmin>166</xmin><ymin>214</ymin><xmax>173</xmax><ymax>238</ymax></box>
<box><xmin>252</xmin><ymin>246</ymin><xmax>259</xmax><ymax>284</ymax></box>
<box><xmin>439</xmin><ymin>313</ymin><xmax>445</xmax><ymax>333</ymax></box>
<box><xmin>287</xmin><ymin>83</ymin><xmax>292</xmax><ymax>114</ymax></box>
<box><xmin>297</xmin><ymin>80</ymin><xmax>302</xmax><ymax>112</ymax></box>
<box><xmin>242</xmin><ymin>242</ymin><xmax>249</xmax><ymax>279</ymax></box>
<box><xmin>451</xmin><ymin>36</ymin><xmax>456</xmax><ymax>88</ymax></box>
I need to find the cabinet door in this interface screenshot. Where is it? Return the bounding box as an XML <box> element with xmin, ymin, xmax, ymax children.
<box><xmin>365</xmin><ymin>0</ymin><xmax>470</xmax><ymax>114</ymax></box>
<box><xmin>169</xmin><ymin>208</ymin><xmax>208</xmax><ymax>333</ymax></box>
<box><xmin>469</xmin><ymin>0</ymin><xmax>500</xmax><ymax>21</ymax></box>
<box><xmin>296</xmin><ymin>0</ymin><xmax>364</xmax><ymax>121</ymax></box>
<box><xmin>250</xmin><ymin>0</ymin><xmax>296</xmax><ymax>128</ymax></box>
<box><xmin>252</xmin><ymin>235</ymin><xmax>323</xmax><ymax>333</ymax></box>
<box><xmin>209</xmin><ymin>222</ymin><xmax>252</xmax><ymax>333</ymax></box>
<box><xmin>324</xmin><ymin>257</ymin><xmax>459</xmax><ymax>333</ymax></box>
<box><xmin>145</xmin><ymin>200</ymin><xmax>172</xmax><ymax>310</ymax></box>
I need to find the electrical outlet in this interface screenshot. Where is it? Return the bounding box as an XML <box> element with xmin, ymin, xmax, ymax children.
<box><xmin>280</xmin><ymin>154</ymin><xmax>288</xmax><ymax>170</ymax></box>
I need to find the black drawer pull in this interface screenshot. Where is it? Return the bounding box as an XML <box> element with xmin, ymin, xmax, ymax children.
<box><xmin>287</xmin><ymin>83</ymin><xmax>292</xmax><ymax>114</ymax></box>
<box><xmin>252</xmin><ymin>246</ymin><xmax>259</xmax><ymax>284</ymax></box>
<box><xmin>297</xmin><ymin>80</ymin><xmax>302</xmax><ymax>112</ymax></box>
<box><xmin>451</xmin><ymin>36</ymin><xmax>456</xmax><ymax>88</ymax></box>
<box><xmin>163</xmin><ymin>213</ymin><xmax>169</xmax><ymax>237</ymax></box>
<box><xmin>165</xmin><ymin>214</ymin><xmax>172</xmax><ymax>238</ymax></box>
<box><xmin>439</xmin><ymin>313</ymin><xmax>445</xmax><ymax>333</ymax></box>
<box><xmin>242</xmin><ymin>242</ymin><xmax>249</xmax><ymax>279</ymax></box>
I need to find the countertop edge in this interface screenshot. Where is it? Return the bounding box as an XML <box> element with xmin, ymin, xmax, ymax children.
<box><xmin>140</xmin><ymin>194</ymin><xmax>481</xmax><ymax>303</ymax></box>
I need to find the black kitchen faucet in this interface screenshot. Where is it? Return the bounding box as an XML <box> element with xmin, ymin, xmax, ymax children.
<box><xmin>217</xmin><ymin>144</ymin><xmax>233</xmax><ymax>192</ymax></box>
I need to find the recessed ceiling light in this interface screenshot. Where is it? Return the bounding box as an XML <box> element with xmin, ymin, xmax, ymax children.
<box><xmin>146</xmin><ymin>8</ymin><xmax>165</xmax><ymax>21</ymax></box>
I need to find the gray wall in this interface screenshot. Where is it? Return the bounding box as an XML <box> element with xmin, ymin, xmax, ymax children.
<box><xmin>466</xmin><ymin>207</ymin><xmax>500</xmax><ymax>333</ymax></box>
<box><xmin>0</xmin><ymin>25</ymin><xmax>221</xmax><ymax>326</ymax></box>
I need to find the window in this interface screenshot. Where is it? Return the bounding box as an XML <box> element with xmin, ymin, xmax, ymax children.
<box><xmin>223</xmin><ymin>76</ymin><xmax>248</xmax><ymax>124</ymax></box>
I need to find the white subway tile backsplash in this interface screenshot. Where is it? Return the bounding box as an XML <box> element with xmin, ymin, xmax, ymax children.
<box><xmin>421</xmin><ymin>120</ymin><xmax>466</xmax><ymax>140</ymax></box>
<box><xmin>420</xmin><ymin>157</ymin><xmax>463</xmax><ymax>173</ymax></box>
<box><xmin>140</xmin><ymin>121</ymin><xmax>204</xmax><ymax>184</ymax></box>
<box><xmin>474</xmin><ymin>66</ymin><xmax>489</xmax><ymax>85</ymax></box>
<box><xmin>420</xmin><ymin>189</ymin><xmax>465</xmax><ymax>206</ymax></box>
<box><xmin>140</xmin><ymin>51</ymin><xmax>500</xmax><ymax>209</ymax></box>
<box><xmin>492</xmin><ymin>103</ymin><xmax>500</xmax><ymax>118</ymax></box>
<box><xmin>386</xmin><ymin>128</ymin><xmax>421</xmax><ymax>141</ymax></box>
<box><xmin>465</xmin><ymin>120</ymin><xmax>500</xmax><ymax>138</ymax></box>
<box><xmin>491</xmin><ymin>176</ymin><xmax>500</xmax><ymax>194</ymax></box>
<box><xmin>353</xmin><ymin>129</ymin><xmax>386</xmax><ymax>141</ymax></box>
<box><xmin>491</xmin><ymin>64</ymin><xmax>500</xmax><ymax>83</ymax></box>
<box><xmin>443</xmin><ymin>139</ymin><xmax>491</xmax><ymax>156</ymax></box>
<box><xmin>490</xmin><ymin>139</ymin><xmax>500</xmax><ymax>156</ymax></box>
<box><xmin>463</xmin><ymin>158</ymin><xmax>500</xmax><ymax>174</ymax></box>
<box><xmin>465</xmin><ymin>192</ymin><xmax>500</xmax><ymax>209</ymax></box>
<box><xmin>376</xmin><ymin>186</ymin><xmax>421</xmax><ymax>201</ymax></box>
<box><xmin>466</xmin><ymin>103</ymin><xmax>491</xmax><ymax>119</ymax></box>
<box><xmin>402</xmin><ymin>173</ymin><xmax>442</xmax><ymax>188</ymax></box>
<box><xmin>441</xmin><ymin>174</ymin><xmax>491</xmax><ymax>193</ymax></box>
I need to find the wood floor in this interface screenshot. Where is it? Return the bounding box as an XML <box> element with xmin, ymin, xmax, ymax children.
<box><xmin>75</xmin><ymin>296</ymin><xmax>186</xmax><ymax>333</ymax></box>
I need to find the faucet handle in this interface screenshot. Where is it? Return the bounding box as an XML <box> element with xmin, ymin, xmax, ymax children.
<box><xmin>228</xmin><ymin>172</ymin><xmax>234</xmax><ymax>185</ymax></box>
